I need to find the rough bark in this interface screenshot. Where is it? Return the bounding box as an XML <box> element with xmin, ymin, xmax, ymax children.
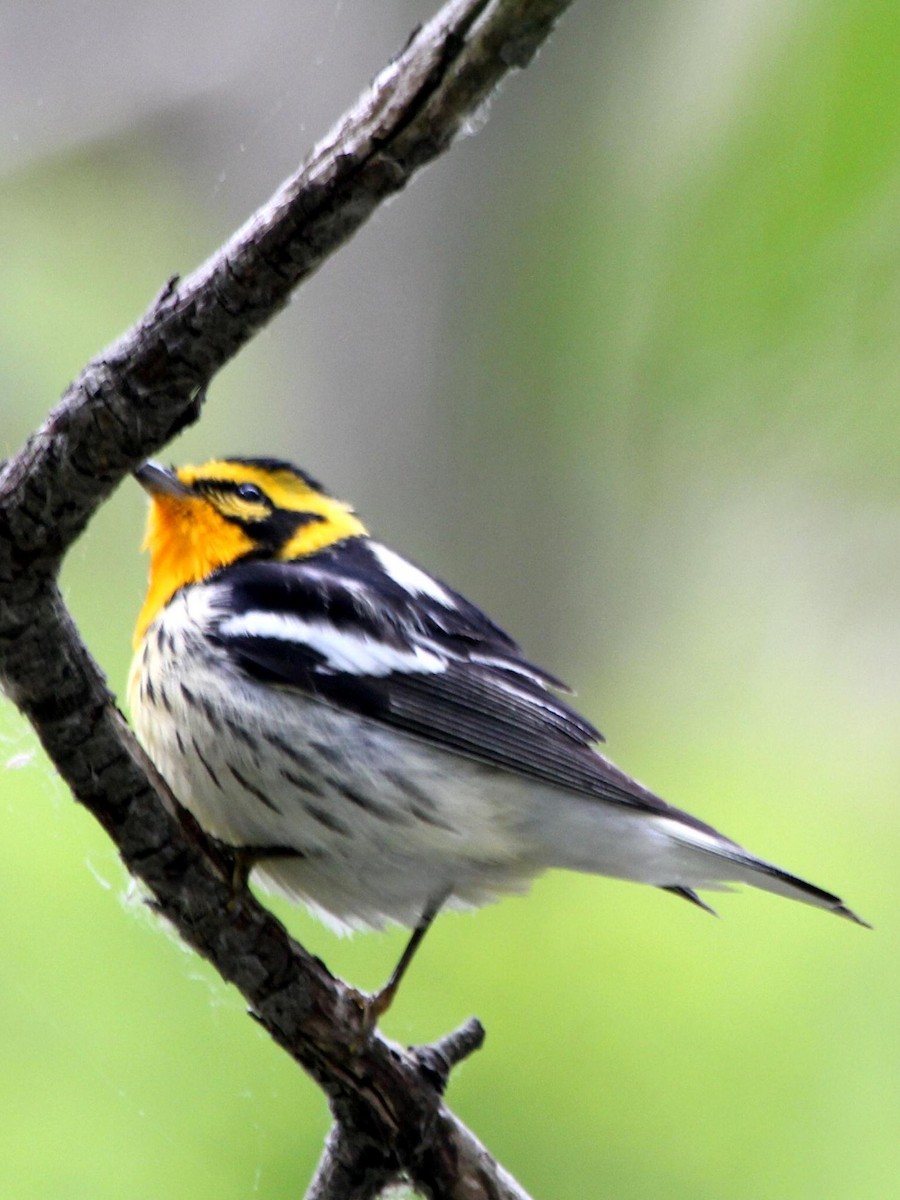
<box><xmin>0</xmin><ymin>1</ymin><xmax>574</xmax><ymax>1196</ymax></box>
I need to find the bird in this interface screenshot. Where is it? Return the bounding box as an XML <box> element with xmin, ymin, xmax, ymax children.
<box><xmin>129</xmin><ymin>456</ymin><xmax>865</xmax><ymax>1015</ymax></box>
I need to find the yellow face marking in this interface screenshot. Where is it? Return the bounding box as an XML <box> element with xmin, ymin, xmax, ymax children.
<box><xmin>133</xmin><ymin>459</ymin><xmax>367</xmax><ymax>646</ymax></box>
<box><xmin>178</xmin><ymin>460</ymin><xmax>367</xmax><ymax>558</ymax></box>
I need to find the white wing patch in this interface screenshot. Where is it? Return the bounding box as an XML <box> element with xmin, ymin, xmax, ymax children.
<box><xmin>218</xmin><ymin>611</ymin><xmax>447</xmax><ymax>677</ymax></box>
<box><xmin>369</xmin><ymin>542</ymin><xmax>455</xmax><ymax>605</ymax></box>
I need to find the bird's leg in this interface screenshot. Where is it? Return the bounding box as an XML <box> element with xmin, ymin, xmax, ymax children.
<box><xmin>225</xmin><ymin>843</ymin><xmax>307</xmax><ymax>905</ymax></box>
<box><xmin>366</xmin><ymin>890</ymin><xmax>450</xmax><ymax>1025</ymax></box>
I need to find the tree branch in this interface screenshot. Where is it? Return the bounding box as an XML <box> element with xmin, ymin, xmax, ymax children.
<box><xmin>0</xmin><ymin>1</ymin><xmax>573</xmax><ymax>1195</ymax></box>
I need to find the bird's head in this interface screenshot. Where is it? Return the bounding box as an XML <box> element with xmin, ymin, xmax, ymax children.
<box><xmin>133</xmin><ymin>457</ymin><xmax>366</xmax><ymax>644</ymax></box>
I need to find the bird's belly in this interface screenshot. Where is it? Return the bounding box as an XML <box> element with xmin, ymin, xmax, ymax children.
<box><xmin>129</xmin><ymin>614</ymin><xmax>546</xmax><ymax>929</ymax></box>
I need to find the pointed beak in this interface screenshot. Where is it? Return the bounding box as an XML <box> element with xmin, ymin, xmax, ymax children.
<box><xmin>134</xmin><ymin>461</ymin><xmax>191</xmax><ymax>497</ymax></box>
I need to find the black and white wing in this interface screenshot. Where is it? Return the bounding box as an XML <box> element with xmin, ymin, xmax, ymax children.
<box><xmin>204</xmin><ymin>538</ymin><xmax>867</xmax><ymax>921</ymax></box>
<box><xmin>204</xmin><ymin>538</ymin><xmax>691</xmax><ymax>821</ymax></box>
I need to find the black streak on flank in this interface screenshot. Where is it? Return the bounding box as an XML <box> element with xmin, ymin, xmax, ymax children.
<box><xmin>192</xmin><ymin>737</ymin><xmax>223</xmax><ymax>790</ymax></box>
<box><xmin>198</xmin><ymin>694</ymin><xmax>223</xmax><ymax>734</ymax></box>
<box><xmin>383</xmin><ymin>770</ymin><xmax>438</xmax><ymax>810</ymax></box>
<box><xmin>409</xmin><ymin>803</ymin><xmax>456</xmax><ymax>833</ymax></box>
<box><xmin>228</xmin><ymin>763</ymin><xmax>281</xmax><ymax>814</ymax></box>
<box><xmin>181</xmin><ymin>680</ymin><xmax>226</xmax><ymax>738</ymax></box>
<box><xmin>265</xmin><ymin>731</ymin><xmax>318</xmax><ymax>775</ymax></box>
<box><xmin>223</xmin><ymin>713</ymin><xmax>262</xmax><ymax>751</ymax></box>
<box><xmin>308</xmin><ymin>740</ymin><xmax>343</xmax><ymax>768</ymax></box>
<box><xmin>340</xmin><ymin>784</ymin><xmax>410</xmax><ymax>826</ymax></box>
<box><xmin>279</xmin><ymin>767</ymin><xmax>324</xmax><ymax>799</ymax></box>
<box><xmin>383</xmin><ymin>770</ymin><xmax>456</xmax><ymax>831</ymax></box>
<box><xmin>305</xmin><ymin>803</ymin><xmax>351</xmax><ymax>836</ymax></box>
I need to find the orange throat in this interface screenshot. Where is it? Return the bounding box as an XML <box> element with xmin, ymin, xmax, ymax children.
<box><xmin>133</xmin><ymin>494</ymin><xmax>253</xmax><ymax>646</ymax></box>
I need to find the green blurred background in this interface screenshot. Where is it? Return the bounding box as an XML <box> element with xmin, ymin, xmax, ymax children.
<box><xmin>1</xmin><ymin>2</ymin><xmax>897</xmax><ymax>1197</ymax></box>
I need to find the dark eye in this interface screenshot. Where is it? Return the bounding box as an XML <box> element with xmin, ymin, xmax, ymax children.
<box><xmin>236</xmin><ymin>482</ymin><xmax>266</xmax><ymax>503</ymax></box>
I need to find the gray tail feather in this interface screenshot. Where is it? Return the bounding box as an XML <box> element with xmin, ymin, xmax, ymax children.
<box><xmin>737</xmin><ymin>857</ymin><xmax>871</xmax><ymax>928</ymax></box>
<box><xmin>665</xmin><ymin>828</ymin><xmax>871</xmax><ymax>927</ymax></box>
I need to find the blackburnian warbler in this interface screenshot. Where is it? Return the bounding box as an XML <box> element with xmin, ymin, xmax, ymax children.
<box><xmin>129</xmin><ymin>457</ymin><xmax>865</xmax><ymax>1012</ymax></box>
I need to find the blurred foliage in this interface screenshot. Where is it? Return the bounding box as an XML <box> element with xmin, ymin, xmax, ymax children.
<box><xmin>1</xmin><ymin>3</ymin><xmax>897</xmax><ymax>1199</ymax></box>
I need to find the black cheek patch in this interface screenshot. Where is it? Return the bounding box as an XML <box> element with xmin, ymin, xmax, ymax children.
<box><xmin>260</xmin><ymin>509</ymin><xmax>326</xmax><ymax>545</ymax></box>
